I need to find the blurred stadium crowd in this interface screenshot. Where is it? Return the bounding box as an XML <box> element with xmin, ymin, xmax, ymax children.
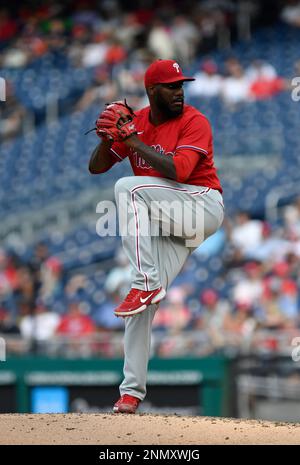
<box><xmin>2</xmin><ymin>0</ymin><xmax>299</xmax><ymax>137</ymax></box>
<box><xmin>1</xmin><ymin>0</ymin><xmax>300</xmax><ymax>358</ymax></box>
<box><xmin>1</xmin><ymin>199</ymin><xmax>300</xmax><ymax>357</ymax></box>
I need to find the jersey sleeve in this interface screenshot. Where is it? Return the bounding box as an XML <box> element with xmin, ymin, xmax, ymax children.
<box><xmin>173</xmin><ymin>115</ymin><xmax>212</xmax><ymax>183</ymax></box>
<box><xmin>176</xmin><ymin>114</ymin><xmax>211</xmax><ymax>156</ymax></box>
<box><xmin>173</xmin><ymin>149</ymin><xmax>202</xmax><ymax>183</ymax></box>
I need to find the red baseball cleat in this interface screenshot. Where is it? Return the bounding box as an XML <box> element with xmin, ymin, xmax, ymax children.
<box><xmin>114</xmin><ymin>287</ymin><xmax>166</xmax><ymax>317</ymax></box>
<box><xmin>113</xmin><ymin>394</ymin><xmax>141</xmax><ymax>414</ymax></box>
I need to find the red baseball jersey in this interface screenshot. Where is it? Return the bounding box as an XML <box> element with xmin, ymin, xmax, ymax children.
<box><xmin>109</xmin><ymin>104</ymin><xmax>222</xmax><ymax>193</ymax></box>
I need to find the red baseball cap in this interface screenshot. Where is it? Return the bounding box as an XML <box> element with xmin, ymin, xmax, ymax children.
<box><xmin>144</xmin><ymin>59</ymin><xmax>195</xmax><ymax>87</ymax></box>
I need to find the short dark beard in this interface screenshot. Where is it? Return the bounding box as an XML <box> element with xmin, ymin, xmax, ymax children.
<box><xmin>154</xmin><ymin>92</ymin><xmax>183</xmax><ymax>118</ymax></box>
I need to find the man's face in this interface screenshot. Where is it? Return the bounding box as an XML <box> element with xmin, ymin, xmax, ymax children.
<box><xmin>153</xmin><ymin>81</ymin><xmax>184</xmax><ymax>117</ymax></box>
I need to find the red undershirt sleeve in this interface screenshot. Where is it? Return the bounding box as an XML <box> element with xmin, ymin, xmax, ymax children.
<box><xmin>110</xmin><ymin>141</ymin><xmax>130</xmax><ymax>163</ymax></box>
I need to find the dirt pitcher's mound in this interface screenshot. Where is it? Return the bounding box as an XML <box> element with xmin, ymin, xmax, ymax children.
<box><xmin>0</xmin><ymin>413</ymin><xmax>300</xmax><ymax>445</ymax></box>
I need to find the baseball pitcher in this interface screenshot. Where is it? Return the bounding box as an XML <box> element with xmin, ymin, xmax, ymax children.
<box><xmin>88</xmin><ymin>59</ymin><xmax>224</xmax><ymax>413</ymax></box>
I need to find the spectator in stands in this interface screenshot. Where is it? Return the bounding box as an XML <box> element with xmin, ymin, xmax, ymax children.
<box><xmin>15</xmin><ymin>266</ymin><xmax>36</xmax><ymax>310</ymax></box>
<box><xmin>0</xmin><ymin>81</ymin><xmax>26</xmax><ymax>139</ymax></box>
<box><xmin>0</xmin><ymin>308</ymin><xmax>20</xmax><ymax>335</ymax></box>
<box><xmin>285</xmin><ymin>252</ymin><xmax>300</xmax><ymax>281</ymax></box>
<box><xmin>258</xmin><ymin>277</ymin><xmax>296</xmax><ymax>329</ymax></box>
<box><xmin>246</xmin><ymin>59</ymin><xmax>278</xmax><ymax>82</ymax></box>
<box><xmin>104</xmin><ymin>247</ymin><xmax>131</xmax><ymax>300</ymax></box>
<box><xmin>64</xmin><ymin>272</ymin><xmax>86</xmax><ymax>297</ymax></box>
<box><xmin>115</xmin><ymin>49</ymin><xmax>154</xmax><ymax>103</ymax></box>
<box><xmin>0</xmin><ymin>8</ymin><xmax>18</xmax><ymax>47</ymax></box>
<box><xmin>115</xmin><ymin>13</ymin><xmax>144</xmax><ymax>51</ymax></box>
<box><xmin>39</xmin><ymin>256</ymin><xmax>63</xmax><ymax>302</ymax></box>
<box><xmin>262</xmin><ymin>262</ymin><xmax>299</xmax><ymax>324</ymax></box>
<box><xmin>105</xmin><ymin>37</ymin><xmax>127</xmax><ymax>68</ymax></box>
<box><xmin>0</xmin><ymin>249</ymin><xmax>18</xmax><ymax>301</ymax></box>
<box><xmin>116</xmin><ymin>67</ymin><xmax>146</xmax><ymax>99</ymax></box>
<box><xmin>283</xmin><ymin>196</ymin><xmax>300</xmax><ymax>239</ymax></box>
<box><xmin>27</xmin><ymin>242</ymin><xmax>54</xmax><ymax>302</ymax></box>
<box><xmin>221</xmin><ymin>57</ymin><xmax>250</xmax><ymax>107</ymax></box>
<box><xmin>247</xmin><ymin>59</ymin><xmax>285</xmax><ymax>100</ymax></box>
<box><xmin>171</xmin><ymin>15</ymin><xmax>199</xmax><ymax>65</ymax></box>
<box><xmin>21</xmin><ymin>16</ymin><xmax>49</xmax><ymax>59</ymax></box>
<box><xmin>225</xmin><ymin>302</ymin><xmax>257</xmax><ymax>348</ymax></box>
<box><xmin>0</xmin><ymin>251</ymin><xmax>20</xmax><ymax>319</ymax></box>
<box><xmin>1</xmin><ymin>39</ymin><xmax>29</xmax><ymax>68</ymax></box>
<box><xmin>194</xmin><ymin>288</ymin><xmax>231</xmax><ymax>349</ymax></box>
<box><xmin>152</xmin><ymin>287</ymin><xmax>192</xmax><ymax>331</ymax></box>
<box><xmin>229</xmin><ymin>211</ymin><xmax>264</xmax><ymax>259</ymax></box>
<box><xmin>29</xmin><ymin>242</ymin><xmax>50</xmax><ymax>271</ymax></box>
<box><xmin>81</xmin><ymin>32</ymin><xmax>110</xmax><ymax>68</ymax></box>
<box><xmin>193</xmin><ymin>7</ymin><xmax>222</xmax><ymax>54</ymax></box>
<box><xmin>71</xmin><ymin>2</ymin><xmax>101</xmax><ymax>31</ymax></box>
<box><xmin>19</xmin><ymin>301</ymin><xmax>61</xmax><ymax>343</ymax></box>
<box><xmin>187</xmin><ymin>59</ymin><xmax>223</xmax><ymax>99</ymax></box>
<box><xmin>232</xmin><ymin>261</ymin><xmax>264</xmax><ymax>309</ymax></box>
<box><xmin>280</xmin><ymin>0</ymin><xmax>300</xmax><ymax>27</ymax></box>
<box><xmin>56</xmin><ymin>300</ymin><xmax>96</xmax><ymax>337</ymax></box>
<box><xmin>147</xmin><ymin>18</ymin><xmax>175</xmax><ymax>59</ymax></box>
<box><xmin>56</xmin><ymin>299</ymin><xmax>97</xmax><ymax>356</ymax></box>
<box><xmin>250</xmin><ymin>222</ymin><xmax>291</xmax><ymax>263</ymax></box>
<box><xmin>74</xmin><ymin>65</ymin><xmax>117</xmax><ymax>112</ymax></box>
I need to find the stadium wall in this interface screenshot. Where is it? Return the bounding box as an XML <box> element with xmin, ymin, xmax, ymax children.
<box><xmin>0</xmin><ymin>356</ymin><xmax>231</xmax><ymax>416</ymax></box>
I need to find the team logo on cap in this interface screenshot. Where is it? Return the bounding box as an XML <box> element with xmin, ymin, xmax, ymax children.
<box><xmin>173</xmin><ymin>63</ymin><xmax>180</xmax><ymax>73</ymax></box>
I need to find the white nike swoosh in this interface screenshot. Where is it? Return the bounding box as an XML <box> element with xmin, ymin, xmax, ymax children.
<box><xmin>137</xmin><ymin>131</ymin><xmax>144</xmax><ymax>135</ymax></box>
<box><xmin>140</xmin><ymin>293</ymin><xmax>154</xmax><ymax>303</ymax></box>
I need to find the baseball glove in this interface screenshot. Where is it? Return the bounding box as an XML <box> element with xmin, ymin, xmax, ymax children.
<box><xmin>95</xmin><ymin>99</ymin><xmax>137</xmax><ymax>142</ymax></box>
